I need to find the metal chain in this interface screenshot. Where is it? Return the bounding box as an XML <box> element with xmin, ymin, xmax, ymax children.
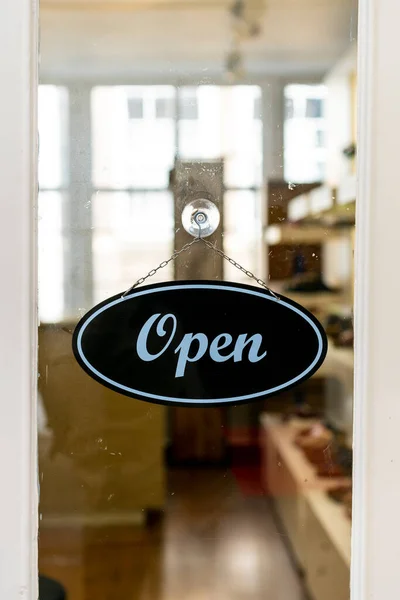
<box><xmin>200</xmin><ymin>238</ymin><xmax>280</xmax><ymax>300</ymax></box>
<box><xmin>122</xmin><ymin>236</ymin><xmax>280</xmax><ymax>300</ymax></box>
<box><xmin>121</xmin><ymin>237</ymin><xmax>201</xmax><ymax>297</ymax></box>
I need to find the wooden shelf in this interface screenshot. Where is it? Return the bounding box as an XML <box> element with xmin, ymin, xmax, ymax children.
<box><xmin>260</xmin><ymin>414</ymin><xmax>352</xmax><ymax>600</ymax></box>
<box><xmin>324</xmin><ymin>342</ymin><xmax>354</xmax><ymax>380</ymax></box>
<box><xmin>305</xmin><ymin>489</ymin><xmax>351</xmax><ymax>567</ymax></box>
<box><xmin>269</xmin><ymin>282</ymin><xmax>352</xmax><ymax>315</ymax></box>
<box><xmin>282</xmin><ymin>182</ymin><xmax>355</xmax><ymax>228</ymax></box>
<box><xmin>260</xmin><ymin>414</ymin><xmax>350</xmax><ymax>492</ymax></box>
<box><xmin>265</xmin><ymin>223</ymin><xmax>342</xmax><ymax>245</ymax></box>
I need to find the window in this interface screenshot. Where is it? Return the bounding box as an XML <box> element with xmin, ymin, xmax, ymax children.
<box><xmin>127</xmin><ymin>97</ymin><xmax>144</xmax><ymax>119</ymax></box>
<box><xmin>284</xmin><ymin>84</ymin><xmax>327</xmax><ymax>183</ymax></box>
<box><xmin>91</xmin><ymin>86</ymin><xmax>176</xmax><ymax>301</ymax></box>
<box><xmin>92</xmin><ymin>86</ymin><xmax>176</xmax><ymax>191</ymax></box>
<box><xmin>38</xmin><ymin>84</ymin><xmax>263</xmax><ymax>319</ymax></box>
<box><xmin>179</xmin><ymin>88</ymin><xmax>198</xmax><ymax>120</ymax></box>
<box><xmin>38</xmin><ymin>85</ymin><xmax>69</xmax><ymax>323</ymax></box>
<box><xmin>155</xmin><ymin>97</ymin><xmax>175</xmax><ymax>119</ymax></box>
<box><xmin>306</xmin><ymin>97</ymin><xmax>323</xmax><ymax>118</ymax></box>
<box><xmin>316</xmin><ymin>129</ymin><xmax>325</xmax><ymax>148</ymax></box>
<box><xmin>285</xmin><ymin>96</ymin><xmax>294</xmax><ymax>119</ymax></box>
<box><xmin>92</xmin><ymin>191</ymin><xmax>174</xmax><ymax>304</ymax></box>
<box><xmin>178</xmin><ymin>86</ymin><xmax>262</xmax><ymax>188</ymax></box>
<box><xmin>253</xmin><ymin>95</ymin><xmax>262</xmax><ymax>120</ymax></box>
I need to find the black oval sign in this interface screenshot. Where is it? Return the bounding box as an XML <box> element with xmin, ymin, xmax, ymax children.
<box><xmin>72</xmin><ymin>281</ymin><xmax>327</xmax><ymax>406</ymax></box>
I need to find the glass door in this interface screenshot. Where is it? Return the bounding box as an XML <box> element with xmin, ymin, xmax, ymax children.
<box><xmin>2</xmin><ymin>0</ymin><xmax>400</xmax><ymax>599</ymax></box>
<box><xmin>37</xmin><ymin>4</ymin><xmax>358</xmax><ymax>600</ymax></box>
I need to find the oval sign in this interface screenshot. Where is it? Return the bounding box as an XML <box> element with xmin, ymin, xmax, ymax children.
<box><xmin>72</xmin><ymin>281</ymin><xmax>327</xmax><ymax>406</ymax></box>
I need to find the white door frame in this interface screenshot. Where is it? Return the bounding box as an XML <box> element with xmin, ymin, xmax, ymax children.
<box><xmin>352</xmin><ymin>0</ymin><xmax>400</xmax><ymax>597</ymax></box>
<box><xmin>1</xmin><ymin>0</ymin><xmax>400</xmax><ymax>598</ymax></box>
<box><xmin>0</xmin><ymin>1</ymin><xmax>38</xmax><ymax>598</ymax></box>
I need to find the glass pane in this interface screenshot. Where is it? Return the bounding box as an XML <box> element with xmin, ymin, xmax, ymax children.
<box><xmin>92</xmin><ymin>86</ymin><xmax>176</xmax><ymax>189</ymax></box>
<box><xmin>178</xmin><ymin>86</ymin><xmax>222</xmax><ymax>160</ymax></box>
<box><xmin>222</xmin><ymin>86</ymin><xmax>263</xmax><ymax>188</ymax></box>
<box><xmin>38</xmin><ymin>2</ymin><xmax>357</xmax><ymax>599</ymax></box>
<box><xmin>284</xmin><ymin>84</ymin><xmax>327</xmax><ymax>183</ymax></box>
<box><xmin>92</xmin><ymin>191</ymin><xmax>174</xmax><ymax>303</ymax></box>
<box><xmin>38</xmin><ymin>192</ymin><xmax>65</xmax><ymax>322</ymax></box>
<box><xmin>178</xmin><ymin>85</ymin><xmax>262</xmax><ymax>188</ymax></box>
<box><xmin>223</xmin><ymin>190</ymin><xmax>261</xmax><ymax>281</ymax></box>
<box><xmin>38</xmin><ymin>85</ymin><xmax>69</xmax><ymax>189</ymax></box>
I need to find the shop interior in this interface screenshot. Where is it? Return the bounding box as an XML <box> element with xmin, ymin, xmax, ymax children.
<box><xmin>37</xmin><ymin>1</ymin><xmax>357</xmax><ymax>599</ymax></box>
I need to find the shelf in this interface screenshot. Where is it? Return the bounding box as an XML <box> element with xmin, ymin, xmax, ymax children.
<box><xmin>281</xmin><ymin>180</ymin><xmax>355</xmax><ymax>231</ymax></box>
<box><xmin>260</xmin><ymin>414</ymin><xmax>352</xmax><ymax>569</ymax></box>
<box><xmin>265</xmin><ymin>223</ymin><xmax>345</xmax><ymax>245</ymax></box>
<box><xmin>305</xmin><ymin>489</ymin><xmax>352</xmax><ymax>567</ymax></box>
<box><xmin>325</xmin><ymin>342</ymin><xmax>354</xmax><ymax>376</ymax></box>
<box><xmin>309</xmin><ymin>186</ymin><xmax>335</xmax><ymax>214</ymax></box>
<box><xmin>286</xmin><ymin>185</ymin><xmax>335</xmax><ymax>222</ymax></box>
<box><xmin>269</xmin><ymin>281</ymin><xmax>352</xmax><ymax>313</ymax></box>
<box><xmin>260</xmin><ymin>414</ymin><xmax>350</xmax><ymax>492</ymax></box>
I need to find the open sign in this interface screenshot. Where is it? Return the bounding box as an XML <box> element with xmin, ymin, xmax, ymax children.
<box><xmin>72</xmin><ymin>281</ymin><xmax>327</xmax><ymax>406</ymax></box>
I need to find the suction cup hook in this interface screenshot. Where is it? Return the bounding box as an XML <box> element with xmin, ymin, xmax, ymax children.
<box><xmin>182</xmin><ymin>198</ymin><xmax>220</xmax><ymax>238</ymax></box>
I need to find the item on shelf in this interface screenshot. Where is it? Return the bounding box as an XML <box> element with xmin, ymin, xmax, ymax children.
<box><xmin>297</xmin><ymin>429</ymin><xmax>345</xmax><ymax>477</ymax></box>
<box><xmin>336</xmin><ymin>327</ymin><xmax>354</xmax><ymax>348</ymax></box>
<box><xmin>295</xmin><ymin>425</ymin><xmax>313</xmax><ymax>437</ymax></box>
<box><xmin>284</xmin><ymin>272</ymin><xmax>340</xmax><ymax>294</ymax></box>
<box><xmin>302</xmin><ymin>445</ymin><xmax>332</xmax><ymax>464</ymax></box>
<box><xmin>294</xmin><ymin>422</ymin><xmax>333</xmax><ymax>450</ymax></box>
<box><xmin>316</xmin><ymin>461</ymin><xmax>344</xmax><ymax>477</ymax></box>
<box><xmin>293</xmin><ymin>250</ymin><xmax>306</xmax><ymax>275</ymax></box>
<box><xmin>327</xmin><ymin>484</ymin><xmax>352</xmax><ymax>504</ymax></box>
<box><xmin>342</xmin><ymin>142</ymin><xmax>357</xmax><ymax>159</ymax></box>
<box><xmin>335</xmin><ymin>445</ymin><xmax>353</xmax><ymax>476</ymax></box>
<box><xmin>281</xmin><ymin>403</ymin><xmax>321</xmax><ymax>422</ymax></box>
<box><xmin>325</xmin><ymin>314</ymin><xmax>344</xmax><ymax>339</ymax></box>
<box><xmin>324</xmin><ymin>312</ymin><xmax>353</xmax><ymax>347</ymax></box>
<box><xmin>342</xmin><ymin>490</ymin><xmax>353</xmax><ymax>520</ymax></box>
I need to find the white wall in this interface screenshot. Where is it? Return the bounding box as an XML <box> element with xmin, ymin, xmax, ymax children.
<box><xmin>324</xmin><ymin>43</ymin><xmax>357</xmax><ymax>187</ymax></box>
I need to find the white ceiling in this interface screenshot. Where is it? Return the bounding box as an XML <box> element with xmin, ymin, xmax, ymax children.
<box><xmin>40</xmin><ymin>0</ymin><xmax>358</xmax><ymax>81</ymax></box>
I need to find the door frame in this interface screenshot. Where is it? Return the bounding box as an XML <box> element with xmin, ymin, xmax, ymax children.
<box><xmin>352</xmin><ymin>0</ymin><xmax>400</xmax><ymax>597</ymax></box>
<box><xmin>1</xmin><ymin>0</ymin><xmax>400</xmax><ymax>598</ymax></box>
<box><xmin>0</xmin><ymin>0</ymin><xmax>38</xmax><ymax>598</ymax></box>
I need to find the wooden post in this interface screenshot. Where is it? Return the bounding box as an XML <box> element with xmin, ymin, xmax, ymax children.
<box><xmin>169</xmin><ymin>160</ymin><xmax>227</xmax><ymax>464</ymax></box>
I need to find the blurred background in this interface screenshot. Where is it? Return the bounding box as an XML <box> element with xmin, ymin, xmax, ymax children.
<box><xmin>37</xmin><ymin>2</ymin><xmax>358</xmax><ymax>599</ymax></box>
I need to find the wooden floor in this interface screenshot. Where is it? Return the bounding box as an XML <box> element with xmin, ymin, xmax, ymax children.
<box><xmin>39</xmin><ymin>469</ymin><xmax>306</xmax><ymax>600</ymax></box>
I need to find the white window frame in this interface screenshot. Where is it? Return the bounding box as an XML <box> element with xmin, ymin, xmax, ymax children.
<box><xmin>0</xmin><ymin>0</ymin><xmax>399</xmax><ymax>598</ymax></box>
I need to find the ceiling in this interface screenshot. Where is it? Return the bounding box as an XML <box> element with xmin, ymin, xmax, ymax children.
<box><xmin>40</xmin><ymin>0</ymin><xmax>358</xmax><ymax>81</ymax></box>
